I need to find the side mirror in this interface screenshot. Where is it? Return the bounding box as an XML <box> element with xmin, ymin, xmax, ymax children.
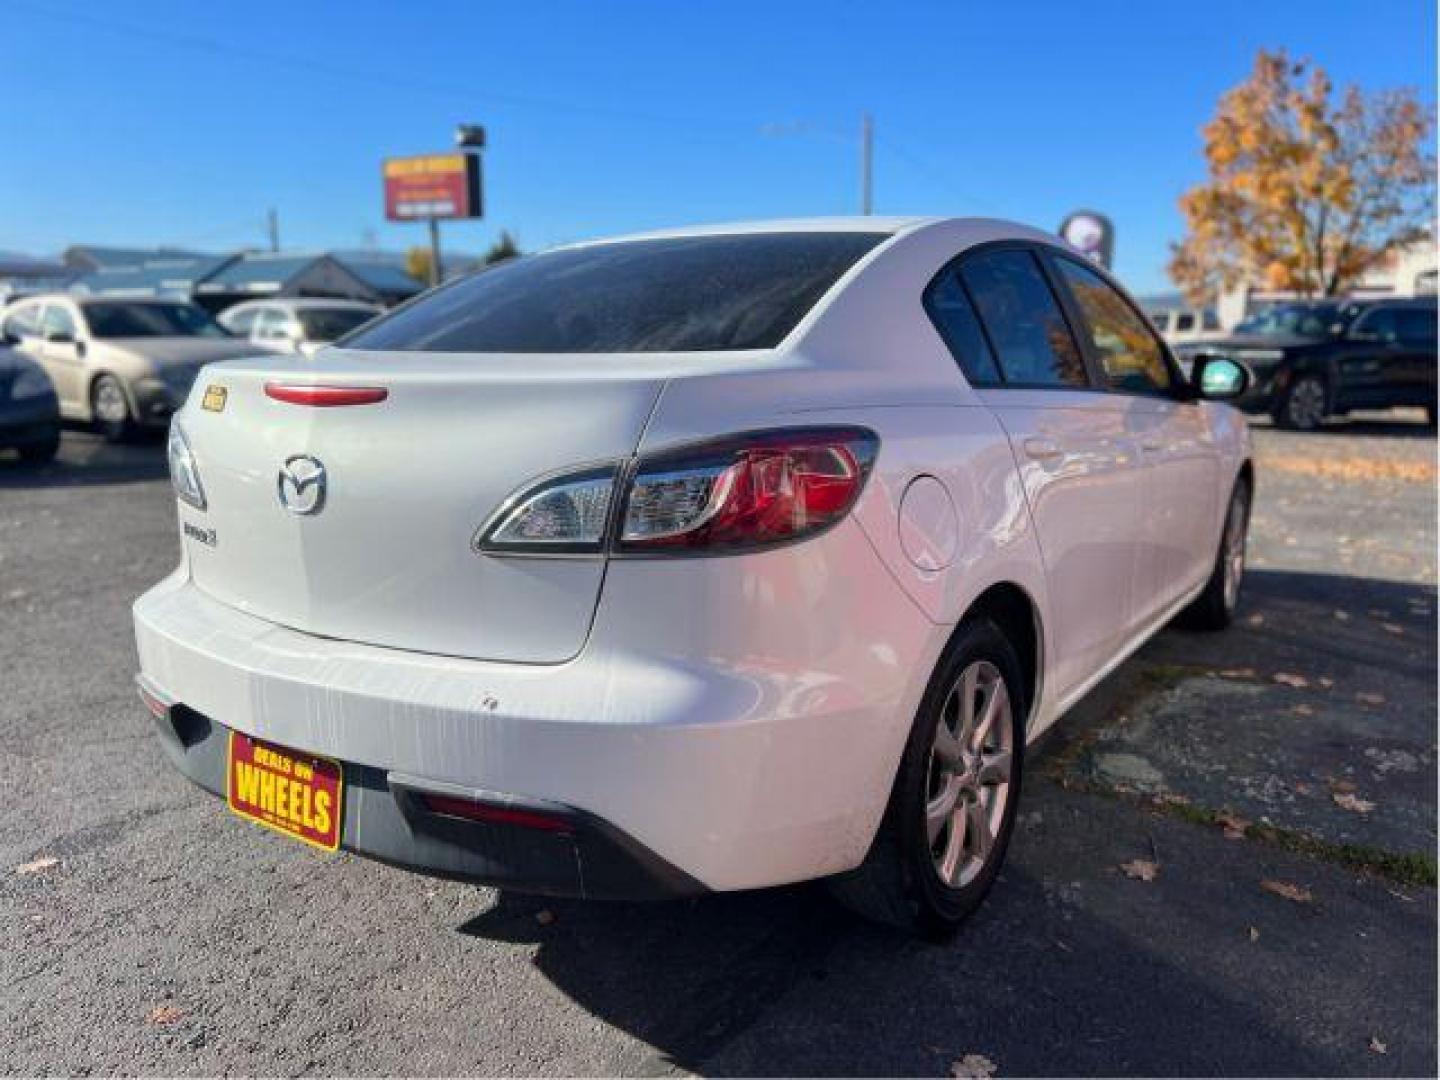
<box><xmin>1191</xmin><ymin>355</ymin><xmax>1251</xmax><ymax>401</ymax></box>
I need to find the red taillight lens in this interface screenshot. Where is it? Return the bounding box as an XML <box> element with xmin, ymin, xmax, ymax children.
<box><xmin>265</xmin><ymin>383</ymin><xmax>389</xmax><ymax>407</ymax></box>
<box><xmin>418</xmin><ymin>794</ymin><xmax>573</xmax><ymax>833</ymax></box>
<box><xmin>618</xmin><ymin>427</ymin><xmax>878</xmax><ymax>553</ymax></box>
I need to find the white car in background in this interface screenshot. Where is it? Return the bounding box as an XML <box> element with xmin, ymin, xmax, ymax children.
<box><xmin>134</xmin><ymin>218</ymin><xmax>1253</xmax><ymax>935</ymax></box>
<box><xmin>218</xmin><ymin>298</ymin><xmax>382</xmax><ymax>356</ymax></box>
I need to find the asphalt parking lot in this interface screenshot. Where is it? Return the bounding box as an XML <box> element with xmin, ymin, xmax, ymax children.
<box><xmin>2</xmin><ymin>416</ymin><xmax>1435</xmax><ymax>1077</ymax></box>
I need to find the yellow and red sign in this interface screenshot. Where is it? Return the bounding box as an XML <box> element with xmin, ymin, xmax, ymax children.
<box><xmin>227</xmin><ymin>732</ymin><xmax>343</xmax><ymax>851</ymax></box>
<box><xmin>383</xmin><ymin>152</ymin><xmax>482</xmax><ymax>221</ymax></box>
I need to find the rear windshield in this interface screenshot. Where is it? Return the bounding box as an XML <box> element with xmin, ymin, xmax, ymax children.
<box><xmin>341</xmin><ymin>232</ymin><xmax>888</xmax><ymax>353</ymax></box>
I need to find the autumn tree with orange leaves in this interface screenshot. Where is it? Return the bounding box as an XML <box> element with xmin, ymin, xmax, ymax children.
<box><xmin>1170</xmin><ymin>49</ymin><xmax>1435</xmax><ymax>302</ymax></box>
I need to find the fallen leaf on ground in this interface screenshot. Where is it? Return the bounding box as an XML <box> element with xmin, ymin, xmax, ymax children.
<box><xmin>1355</xmin><ymin>692</ymin><xmax>1386</xmax><ymax>706</ymax></box>
<box><xmin>951</xmin><ymin>1053</ymin><xmax>997</xmax><ymax>1078</ymax></box>
<box><xmin>1218</xmin><ymin>667</ymin><xmax>1256</xmax><ymax>679</ymax></box>
<box><xmin>1368</xmin><ymin>1036</ymin><xmax>1388</xmax><ymax>1055</ymax></box>
<box><xmin>1333</xmin><ymin>792</ymin><xmax>1375</xmax><ymax>814</ymax></box>
<box><xmin>534</xmin><ymin>909</ymin><xmax>556</xmax><ymax>926</ymax></box>
<box><xmin>15</xmin><ymin>856</ymin><xmax>58</xmax><ymax>875</ymax></box>
<box><xmin>1293</xmin><ymin>781</ymin><xmax>1312</xmax><ymax>795</ymax></box>
<box><xmin>1261</xmin><ymin>879</ymin><xmax>1313</xmax><ymax>904</ymax></box>
<box><xmin>1272</xmin><ymin>672</ymin><xmax>1309</xmax><ymax>688</ymax></box>
<box><xmin>1216</xmin><ymin>812</ymin><xmax>1250</xmax><ymax>841</ymax></box>
<box><xmin>1381</xmin><ymin>622</ymin><xmax>1404</xmax><ymax>636</ymax></box>
<box><xmin>1119</xmin><ymin>859</ymin><xmax>1159</xmax><ymax>882</ymax></box>
<box><xmin>1247</xmin><ymin>926</ymin><xmax>1260</xmax><ymax>942</ymax></box>
<box><xmin>1292</xmin><ymin>703</ymin><xmax>1315</xmax><ymax>717</ymax></box>
<box><xmin>1246</xmin><ymin>613</ymin><xmax>1265</xmax><ymax>626</ymax></box>
<box><xmin>1328</xmin><ymin>777</ymin><xmax>1357</xmax><ymax>794</ymax></box>
<box><xmin>145</xmin><ymin>1005</ymin><xmax>184</xmax><ymax>1025</ymax></box>
<box><xmin>1333</xmin><ymin>609</ymin><xmax>1351</xmax><ymax>621</ymax></box>
<box><xmin>1318</xmin><ymin>677</ymin><xmax>1334</xmax><ymax>689</ymax></box>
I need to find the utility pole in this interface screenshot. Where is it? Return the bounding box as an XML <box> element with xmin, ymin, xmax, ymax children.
<box><xmin>427</xmin><ymin>217</ymin><xmax>443</xmax><ymax>286</ymax></box>
<box><xmin>860</xmin><ymin>112</ymin><xmax>874</xmax><ymax>215</ymax></box>
<box><xmin>267</xmin><ymin>207</ymin><xmax>280</xmax><ymax>252</ymax></box>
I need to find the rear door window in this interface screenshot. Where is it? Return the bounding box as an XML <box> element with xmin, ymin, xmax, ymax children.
<box><xmin>924</xmin><ymin>267</ymin><xmax>1001</xmax><ymax>385</ymax></box>
<box><xmin>1053</xmin><ymin>257</ymin><xmax>1176</xmax><ymax>396</ymax></box>
<box><xmin>958</xmin><ymin>249</ymin><xmax>1089</xmax><ymax>388</ymax></box>
<box><xmin>343</xmin><ymin>232</ymin><xmax>889</xmax><ymax>353</ymax></box>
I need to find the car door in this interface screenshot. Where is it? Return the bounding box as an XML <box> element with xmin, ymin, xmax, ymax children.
<box><xmin>936</xmin><ymin>244</ymin><xmax>1146</xmax><ymax>703</ymax></box>
<box><xmin>1048</xmin><ymin>254</ymin><xmax>1219</xmax><ymax>626</ymax></box>
<box><xmin>36</xmin><ymin>302</ymin><xmax>88</xmax><ymax>412</ymax></box>
<box><xmin>1394</xmin><ymin>306</ymin><xmax>1437</xmax><ymax>408</ymax></box>
<box><xmin>1335</xmin><ymin>306</ymin><xmax>1407</xmax><ymax>410</ymax></box>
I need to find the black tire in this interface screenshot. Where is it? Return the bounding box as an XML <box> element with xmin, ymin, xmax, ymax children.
<box><xmin>16</xmin><ymin>429</ymin><xmax>60</xmax><ymax>464</ymax></box>
<box><xmin>1181</xmin><ymin>476</ymin><xmax>1252</xmax><ymax>631</ymax></box>
<box><xmin>827</xmin><ymin>617</ymin><xmax>1025</xmax><ymax>938</ymax></box>
<box><xmin>91</xmin><ymin>374</ymin><xmax>135</xmax><ymax>443</ymax></box>
<box><xmin>1274</xmin><ymin>374</ymin><xmax>1327</xmax><ymax>431</ymax></box>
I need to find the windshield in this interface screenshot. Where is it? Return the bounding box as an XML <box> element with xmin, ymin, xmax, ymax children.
<box><xmin>298</xmin><ymin>307</ymin><xmax>377</xmax><ymax>341</ymax></box>
<box><xmin>1234</xmin><ymin>303</ymin><xmax>1340</xmax><ymax>339</ymax></box>
<box><xmin>342</xmin><ymin>232</ymin><xmax>889</xmax><ymax>353</ymax></box>
<box><xmin>83</xmin><ymin>301</ymin><xmax>230</xmax><ymax>339</ymax></box>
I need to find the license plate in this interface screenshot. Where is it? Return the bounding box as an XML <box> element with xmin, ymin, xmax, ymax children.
<box><xmin>226</xmin><ymin>731</ymin><xmax>343</xmax><ymax>852</ymax></box>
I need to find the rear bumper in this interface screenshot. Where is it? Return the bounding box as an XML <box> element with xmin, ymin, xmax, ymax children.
<box><xmin>132</xmin><ymin>529</ymin><xmax>939</xmax><ymax>894</ymax></box>
<box><xmin>139</xmin><ymin>681</ymin><xmax>702</xmax><ymax>899</ymax></box>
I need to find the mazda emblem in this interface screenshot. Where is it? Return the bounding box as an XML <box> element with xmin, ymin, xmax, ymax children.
<box><xmin>277</xmin><ymin>455</ymin><xmax>327</xmax><ymax>515</ymax></box>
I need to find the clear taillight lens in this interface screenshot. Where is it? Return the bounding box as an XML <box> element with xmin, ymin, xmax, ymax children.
<box><xmin>478</xmin><ymin>467</ymin><xmax>616</xmax><ymax>554</ymax></box>
<box><xmin>167</xmin><ymin>420</ymin><xmax>206</xmax><ymax>510</ymax></box>
<box><xmin>475</xmin><ymin>428</ymin><xmax>877</xmax><ymax>556</ymax></box>
<box><xmin>619</xmin><ymin>428</ymin><xmax>877</xmax><ymax>552</ymax></box>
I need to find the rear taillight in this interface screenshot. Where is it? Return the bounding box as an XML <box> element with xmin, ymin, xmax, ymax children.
<box><xmin>264</xmin><ymin>383</ymin><xmax>389</xmax><ymax>407</ymax></box>
<box><xmin>475</xmin><ymin>427</ymin><xmax>877</xmax><ymax>556</ymax></box>
<box><xmin>167</xmin><ymin>420</ymin><xmax>206</xmax><ymax>510</ymax></box>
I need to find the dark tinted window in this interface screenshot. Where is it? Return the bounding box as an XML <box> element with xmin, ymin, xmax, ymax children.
<box><xmin>1055</xmin><ymin>257</ymin><xmax>1174</xmax><ymax>395</ymax></box>
<box><xmin>298</xmin><ymin>307</ymin><xmax>377</xmax><ymax>341</ymax></box>
<box><xmin>344</xmin><ymin>232</ymin><xmax>887</xmax><ymax>353</ymax></box>
<box><xmin>1397</xmin><ymin>307</ymin><xmax>1437</xmax><ymax>348</ymax></box>
<box><xmin>83</xmin><ymin>301</ymin><xmax>229</xmax><ymax>339</ymax></box>
<box><xmin>1236</xmin><ymin>303</ymin><xmax>1340</xmax><ymax>338</ymax></box>
<box><xmin>924</xmin><ymin>267</ymin><xmax>1001</xmax><ymax>384</ymax></box>
<box><xmin>960</xmin><ymin>249</ymin><xmax>1088</xmax><ymax>388</ymax></box>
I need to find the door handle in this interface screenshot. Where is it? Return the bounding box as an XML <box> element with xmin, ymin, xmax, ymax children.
<box><xmin>1023</xmin><ymin>436</ymin><xmax>1063</xmax><ymax>461</ymax></box>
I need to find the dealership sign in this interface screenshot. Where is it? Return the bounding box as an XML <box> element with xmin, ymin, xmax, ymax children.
<box><xmin>383</xmin><ymin>152</ymin><xmax>482</xmax><ymax>221</ymax></box>
<box><xmin>1058</xmin><ymin>210</ymin><xmax>1114</xmax><ymax>269</ymax></box>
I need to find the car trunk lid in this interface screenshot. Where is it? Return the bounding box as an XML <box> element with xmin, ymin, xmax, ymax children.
<box><xmin>178</xmin><ymin>351</ymin><xmax>663</xmax><ymax>663</ymax></box>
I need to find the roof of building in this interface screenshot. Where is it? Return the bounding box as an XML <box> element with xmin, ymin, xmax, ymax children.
<box><xmin>75</xmin><ymin>254</ymin><xmax>237</xmax><ymax>296</ymax></box>
<box><xmin>195</xmin><ymin>253</ymin><xmax>333</xmax><ymax>292</ymax></box>
<box><xmin>338</xmin><ymin>258</ymin><xmax>425</xmax><ymax>295</ymax></box>
<box><xmin>64</xmin><ymin>245</ymin><xmax>217</xmax><ymax>270</ymax></box>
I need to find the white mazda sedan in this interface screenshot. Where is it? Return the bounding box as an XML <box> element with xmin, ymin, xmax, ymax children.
<box><xmin>134</xmin><ymin>218</ymin><xmax>1253</xmax><ymax>935</ymax></box>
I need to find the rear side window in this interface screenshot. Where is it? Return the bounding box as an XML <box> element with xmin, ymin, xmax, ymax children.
<box><xmin>924</xmin><ymin>267</ymin><xmax>1001</xmax><ymax>385</ymax></box>
<box><xmin>2</xmin><ymin>302</ymin><xmax>43</xmax><ymax>343</ymax></box>
<box><xmin>343</xmin><ymin>232</ymin><xmax>888</xmax><ymax>353</ymax></box>
<box><xmin>1054</xmin><ymin>257</ymin><xmax>1175</xmax><ymax>395</ymax></box>
<box><xmin>958</xmin><ymin>249</ymin><xmax>1089</xmax><ymax>388</ymax></box>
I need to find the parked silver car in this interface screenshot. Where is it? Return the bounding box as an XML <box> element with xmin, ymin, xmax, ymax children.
<box><xmin>0</xmin><ymin>295</ymin><xmax>261</xmax><ymax>441</ymax></box>
<box><xmin>218</xmin><ymin>298</ymin><xmax>382</xmax><ymax>356</ymax></box>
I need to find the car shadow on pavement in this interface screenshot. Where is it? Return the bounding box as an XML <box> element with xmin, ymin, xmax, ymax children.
<box><xmin>1249</xmin><ymin>413</ymin><xmax>1435</xmax><ymax>439</ymax></box>
<box><xmin>456</xmin><ymin>862</ymin><xmax>1361</xmax><ymax>1077</ymax></box>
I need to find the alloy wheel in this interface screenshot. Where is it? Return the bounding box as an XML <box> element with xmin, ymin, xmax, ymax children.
<box><xmin>1222</xmin><ymin>488</ymin><xmax>1249</xmax><ymax>613</ymax></box>
<box><xmin>925</xmin><ymin>659</ymin><xmax>1014</xmax><ymax>888</ymax></box>
<box><xmin>1285</xmin><ymin>378</ymin><xmax>1326</xmax><ymax>429</ymax></box>
<box><xmin>93</xmin><ymin>378</ymin><xmax>129</xmax><ymax>423</ymax></box>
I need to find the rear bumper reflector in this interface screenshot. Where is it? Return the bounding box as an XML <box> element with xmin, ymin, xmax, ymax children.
<box><xmin>264</xmin><ymin>383</ymin><xmax>389</xmax><ymax>407</ymax></box>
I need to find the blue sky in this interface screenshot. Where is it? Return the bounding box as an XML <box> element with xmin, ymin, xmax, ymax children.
<box><xmin>2</xmin><ymin>0</ymin><xmax>1434</xmax><ymax>293</ymax></box>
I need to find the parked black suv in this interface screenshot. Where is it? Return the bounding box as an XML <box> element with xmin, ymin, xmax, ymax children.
<box><xmin>1183</xmin><ymin>296</ymin><xmax>1437</xmax><ymax>430</ymax></box>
